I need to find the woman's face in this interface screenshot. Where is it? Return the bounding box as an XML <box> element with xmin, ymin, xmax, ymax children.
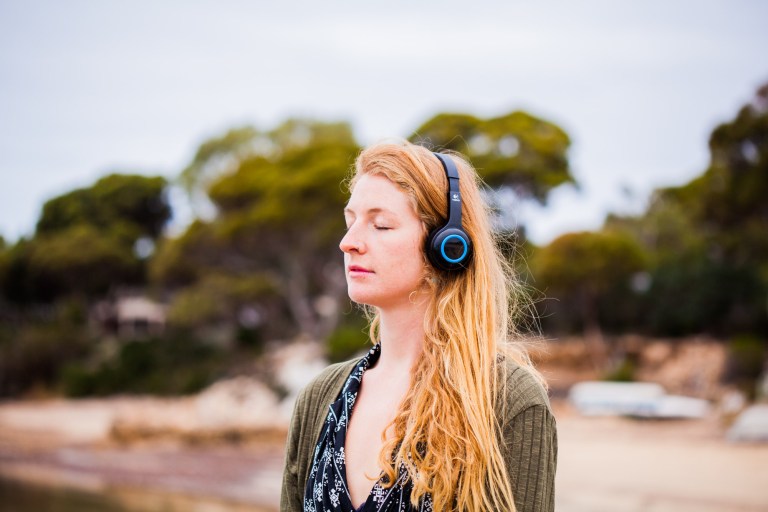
<box><xmin>340</xmin><ymin>173</ymin><xmax>426</xmax><ymax>310</ymax></box>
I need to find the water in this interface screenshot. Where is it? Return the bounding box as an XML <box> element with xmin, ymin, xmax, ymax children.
<box><xmin>0</xmin><ymin>477</ymin><xmax>272</xmax><ymax>512</ymax></box>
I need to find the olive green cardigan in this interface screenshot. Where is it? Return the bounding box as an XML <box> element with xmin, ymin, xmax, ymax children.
<box><xmin>281</xmin><ymin>358</ymin><xmax>557</xmax><ymax>512</ymax></box>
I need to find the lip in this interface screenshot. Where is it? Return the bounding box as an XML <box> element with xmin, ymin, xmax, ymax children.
<box><xmin>348</xmin><ymin>265</ymin><xmax>374</xmax><ymax>274</ymax></box>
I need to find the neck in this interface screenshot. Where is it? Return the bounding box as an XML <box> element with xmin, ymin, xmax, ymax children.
<box><xmin>375</xmin><ymin>292</ymin><xmax>429</xmax><ymax>374</ymax></box>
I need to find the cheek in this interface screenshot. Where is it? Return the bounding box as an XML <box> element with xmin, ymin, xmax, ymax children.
<box><xmin>390</xmin><ymin>235</ymin><xmax>426</xmax><ymax>281</ymax></box>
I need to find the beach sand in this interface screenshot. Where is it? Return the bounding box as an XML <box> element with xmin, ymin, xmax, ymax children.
<box><xmin>0</xmin><ymin>398</ymin><xmax>766</xmax><ymax>511</ymax></box>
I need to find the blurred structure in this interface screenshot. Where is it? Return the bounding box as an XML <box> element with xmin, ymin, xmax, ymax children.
<box><xmin>93</xmin><ymin>295</ymin><xmax>168</xmax><ymax>338</ymax></box>
<box><xmin>569</xmin><ymin>381</ymin><xmax>710</xmax><ymax>419</ymax></box>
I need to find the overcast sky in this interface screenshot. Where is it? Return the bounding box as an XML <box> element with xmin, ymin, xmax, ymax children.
<box><xmin>1</xmin><ymin>0</ymin><xmax>766</xmax><ymax>244</ymax></box>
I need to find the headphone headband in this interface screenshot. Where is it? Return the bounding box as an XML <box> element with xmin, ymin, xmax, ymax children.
<box><xmin>432</xmin><ymin>152</ymin><xmax>463</xmax><ymax>230</ymax></box>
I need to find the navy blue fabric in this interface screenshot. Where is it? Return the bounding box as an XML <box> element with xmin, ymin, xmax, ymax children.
<box><xmin>303</xmin><ymin>344</ymin><xmax>432</xmax><ymax>512</ymax></box>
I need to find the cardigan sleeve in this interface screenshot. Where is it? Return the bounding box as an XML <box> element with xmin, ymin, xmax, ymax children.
<box><xmin>280</xmin><ymin>386</ymin><xmax>308</xmax><ymax>512</ymax></box>
<box><xmin>499</xmin><ymin>365</ymin><xmax>558</xmax><ymax>512</ymax></box>
<box><xmin>280</xmin><ymin>359</ymin><xmax>359</xmax><ymax>512</ymax></box>
<box><xmin>503</xmin><ymin>404</ymin><xmax>558</xmax><ymax>512</ymax></box>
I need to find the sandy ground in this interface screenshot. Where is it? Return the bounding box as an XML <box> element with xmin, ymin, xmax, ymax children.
<box><xmin>550</xmin><ymin>401</ymin><xmax>768</xmax><ymax>512</ymax></box>
<box><xmin>0</xmin><ymin>398</ymin><xmax>767</xmax><ymax>511</ymax></box>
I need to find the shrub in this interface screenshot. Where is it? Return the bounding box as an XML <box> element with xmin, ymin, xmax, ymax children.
<box><xmin>61</xmin><ymin>333</ymin><xmax>224</xmax><ymax>397</ymax></box>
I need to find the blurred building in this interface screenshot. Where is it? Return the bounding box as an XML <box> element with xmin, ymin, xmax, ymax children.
<box><xmin>92</xmin><ymin>295</ymin><xmax>167</xmax><ymax>338</ymax></box>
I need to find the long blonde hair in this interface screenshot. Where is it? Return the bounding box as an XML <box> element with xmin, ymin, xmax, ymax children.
<box><xmin>349</xmin><ymin>141</ymin><xmax>542</xmax><ymax>510</ymax></box>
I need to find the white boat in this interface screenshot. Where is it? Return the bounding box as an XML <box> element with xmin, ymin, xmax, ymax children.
<box><xmin>569</xmin><ymin>381</ymin><xmax>710</xmax><ymax>419</ymax></box>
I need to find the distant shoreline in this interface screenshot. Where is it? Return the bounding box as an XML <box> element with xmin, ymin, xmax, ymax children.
<box><xmin>2</xmin><ymin>388</ymin><xmax>768</xmax><ymax>511</ymax></box>
<box><xmin>0</xmin><ymin>395</ymin><xmax>286</xmax><ymax>510</ymax></box>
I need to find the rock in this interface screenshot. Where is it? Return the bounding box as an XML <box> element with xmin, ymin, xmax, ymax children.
<box><xmin>110</xmin><ymin>378</ymin><xmax>283</xmax><ymax>442</ymax></box>
<box><xmin>635</xmin><ymin>338</ymin><xmax>726</xmax><ymax>400</ymax></box>
<box><xmin>110</xmin><ymin>398</ymin><xmax>197</xmax><ymax>440</ymax></box>
<box><xmin>727</xmin><ymin>404</ymin><xmax>768</xmax><ymax>442</ymax></box>
<box><xmin>266</xmin><ymin>340</ymin><xmax>329</xmax><ymax>424</ymax></box>
<box><xmin>269</xmin><ymin>340</ymin><xmax>328</xmax><ymax>396</ymax></box>
<box><xmin>195</xmin><ymin>376</ymin><xmax>280</xmax><ymax>430</ymax></box>
<box><xmin>719</xmin><ymin>389</ymin><xmax>747</xmax><ymax>416</ymax></box>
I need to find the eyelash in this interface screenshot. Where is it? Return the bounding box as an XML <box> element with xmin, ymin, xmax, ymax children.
<box><xmin>344</xmin><ymin>223</ymin><xmax>391</xmax><ymax>231</ymax></box>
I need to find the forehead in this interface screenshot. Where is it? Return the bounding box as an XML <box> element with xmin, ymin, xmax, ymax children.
<box><xmin>345</xmin><ymin>173</ymin><xmax>416</xmax><ymax>216</ymax></box>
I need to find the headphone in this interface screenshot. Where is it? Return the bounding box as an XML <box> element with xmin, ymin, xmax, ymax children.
<box><xmin>426</xmin><ymin>152</ymin><xmax>473</xmax><ymax>272</ymax></box>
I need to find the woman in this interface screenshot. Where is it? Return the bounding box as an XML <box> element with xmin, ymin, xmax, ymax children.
<box><xmin>281</xmin><ymin>141</ymin><xmax>556</xmax><ymax>511</ymax></box>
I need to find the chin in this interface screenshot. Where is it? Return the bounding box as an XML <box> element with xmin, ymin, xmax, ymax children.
<box><xmin>347</xmin><ymin>291</ymin><xmax>378</xmax><ymax>307</ymax></box>
<box><xmin>347</xmin><ymin>288</ymin><xmax>413</xmax><ymax>310</ymax></box>
<box><xmin>345</xmin><ymin>284</ymin><xmax>382</xmax><ymax>307</ymax></box>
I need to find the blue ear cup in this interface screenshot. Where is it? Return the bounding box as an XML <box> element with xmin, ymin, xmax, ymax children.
<box><xmin>427</xmin><ymin>226</ymin><xmax>472</xmax><ymax>271</ymax></box>
<box><xmin>426</xmin><ymin>153</ymin><xmax>473</xmax><ymax>272</ymax></box>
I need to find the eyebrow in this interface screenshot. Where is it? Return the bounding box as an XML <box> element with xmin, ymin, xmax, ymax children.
<box><xmin>342</xmin><ymin>207</ymin><xmax>395</xmax><ymax>216</ymax></box>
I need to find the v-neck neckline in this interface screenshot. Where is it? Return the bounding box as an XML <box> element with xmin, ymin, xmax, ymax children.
<box><xmin>340</xmin><ymin>344</ymin><xmax>382</xmax><ymax>511</ymax></box>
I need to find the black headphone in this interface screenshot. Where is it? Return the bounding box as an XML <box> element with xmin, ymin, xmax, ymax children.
<box><xmin>426</xmin><ymin>152</ymin><xmax>473</xmax><ymax>272</ymax></box>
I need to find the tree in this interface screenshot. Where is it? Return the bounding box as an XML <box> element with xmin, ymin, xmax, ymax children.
<box><xmin>409</xmin><ymin>111</ymin><xmax>573</xmax><ymax>203</ymax></box>
<box><xmin>532</xmin><ymin>230</ymin><xmax>647</xmax><ymax>340</ymax></box>
<box><xmin>37</xmin><ymin>174</ymin><xmax>170</xmax><ymax>244</ymax></box>
<box><xmin>27</xmin><ymin>225</ymin><xmax>141</xmax><ymax>300</ymax></box>
<box><xmin>159</xmin><ymin>112</ymin><xmax>575</xmax><ymax>343</ymax></box>
<box><xmin>179</xmin><ymin>126</ymin><xmax>261</xmax><ymax>218</ymax></box>
<box><xmin>606</xmin><ymin>83</ymin><xmax>768</xmax><ymax>336</ymax></box>
<box><xmin>155</xmin><ymin>119</ymin><xmax>360</xmax><ymax>341</ymax></box>
<box><xmin>2</xmin><ymin>174</ymin><xmax>170</xmax><ymax>305</ymax></box>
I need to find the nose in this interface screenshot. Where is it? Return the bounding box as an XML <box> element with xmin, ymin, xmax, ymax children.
<box><xmin>339</xmin><ymin>225</ymin><xmax>365</xmax><ymax>254</ymax></box>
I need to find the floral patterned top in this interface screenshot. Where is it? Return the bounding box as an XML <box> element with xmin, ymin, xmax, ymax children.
<box><xmin>303</xmin><ymin>344</ymin><xmax>432</xmax><ymax>512</ymax></box>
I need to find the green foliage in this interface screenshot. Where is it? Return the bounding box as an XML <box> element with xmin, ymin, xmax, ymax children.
<box><xmin>534</xmin><ymin>230</ymin><xmax>647</xmax><ymax>295</ymax></box>
<box><xmin>645</xmin><ymin>259</ymin><xmax>764</xmax><ymax>336</ymax></box>
<box><xmin>166</xmin><ymin>114</ymin><xmax>575</xmax><ymax>341</ymax></box>
<box><xmin>165</xmin><ymin>272</ymin><xmax>279</xmax><ymax>338</ymax></box>
<box><xmin>162</xmin><ymin>119</ymin><xmax>360</xmax><ymax>340</ymax></box>
<box><xmin>0</xmin><ymin>239</ymin><xmax>35</xmax><ymax>304</ymax></box>
<box><xmin>149</xmin><ymin>220</ymin><xmax>217</xmax><ymax>287</ymax></box>
<box><xmin>724</xmin><ymin>335</ymin><xmax>767</xmax><ymax>398</ymax></box>
<box><xmin>605</xmin><ymin>193</ymin><xmax>706</xmax><ymax>266</ymax></box>
<box><xmin>61</xmin><ymin>334</ymin><xmax>223</xmax><ymax>397</ymax></box>
<box><xmin>27</xmin><ymin>225</ymin><xmax>141</xmax><ymax>299</ymax></box>
<box><xmin>0</xmin><ymin>242</ymin><xmax>12</xmax><ymax>302</ymax></box>
<box><xmin>36</xmin><ymin>174</ymin><xmax>170</xmax><ymax>242</ymax></box>
<box><xmin>2</xmin><ymin>174</ymin><xmax>170</xmax><ymax>305</ymax></box>
<box><xmin>409</xmin><ymin>111</ymin><xmax>573</xmax><ymax>203</ymax></box>
<box><xmin>326</xmin><ymin>308</ymin><xmax>369</xmax><ymax>363</ymax></box>
<box><xmin>675</xmin><ymin>85</ymin><xmax>768</xmax><ymax>234</ymax></box>
<box><xmin>658</xmin><ymin>85</ymin><xmax>767</xmax><ymax>334</ymax></box>
<box><xmin>0</xmin><ymin>311</ymin><xmax>92</xmax><ymax>397</ymax></box>
<box><xmin>599</xmin><ymin>83</ymin><xmax>768</xmax><ymax>337</ymax></box>
<box><xmin>207</xmin><ymin>119</ymin><xmax>357</xmax><ymax>241</ymax></box>
<box><xmin>180</xmin><ymin>126</ymin><xmax>261</xmax><ymax>196</ymax></box>
<box><xmin>532</xmin><ymin>230</ymin><xmax>648</xmax><ymax>334</ymax></box>
<box><xmin>235</xmin><ymin>325</ymin><xmax>263</xmax><ymax>351</ymax></box>
<box><xmin>603</xmin><ymin>358</ymin><xmax>636</xmax><ymax>382</ymax></box>
<box><xmin>2</xmin><ymin>110</ymin><xmax>579</xmax><ymax>397</ymax></box>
